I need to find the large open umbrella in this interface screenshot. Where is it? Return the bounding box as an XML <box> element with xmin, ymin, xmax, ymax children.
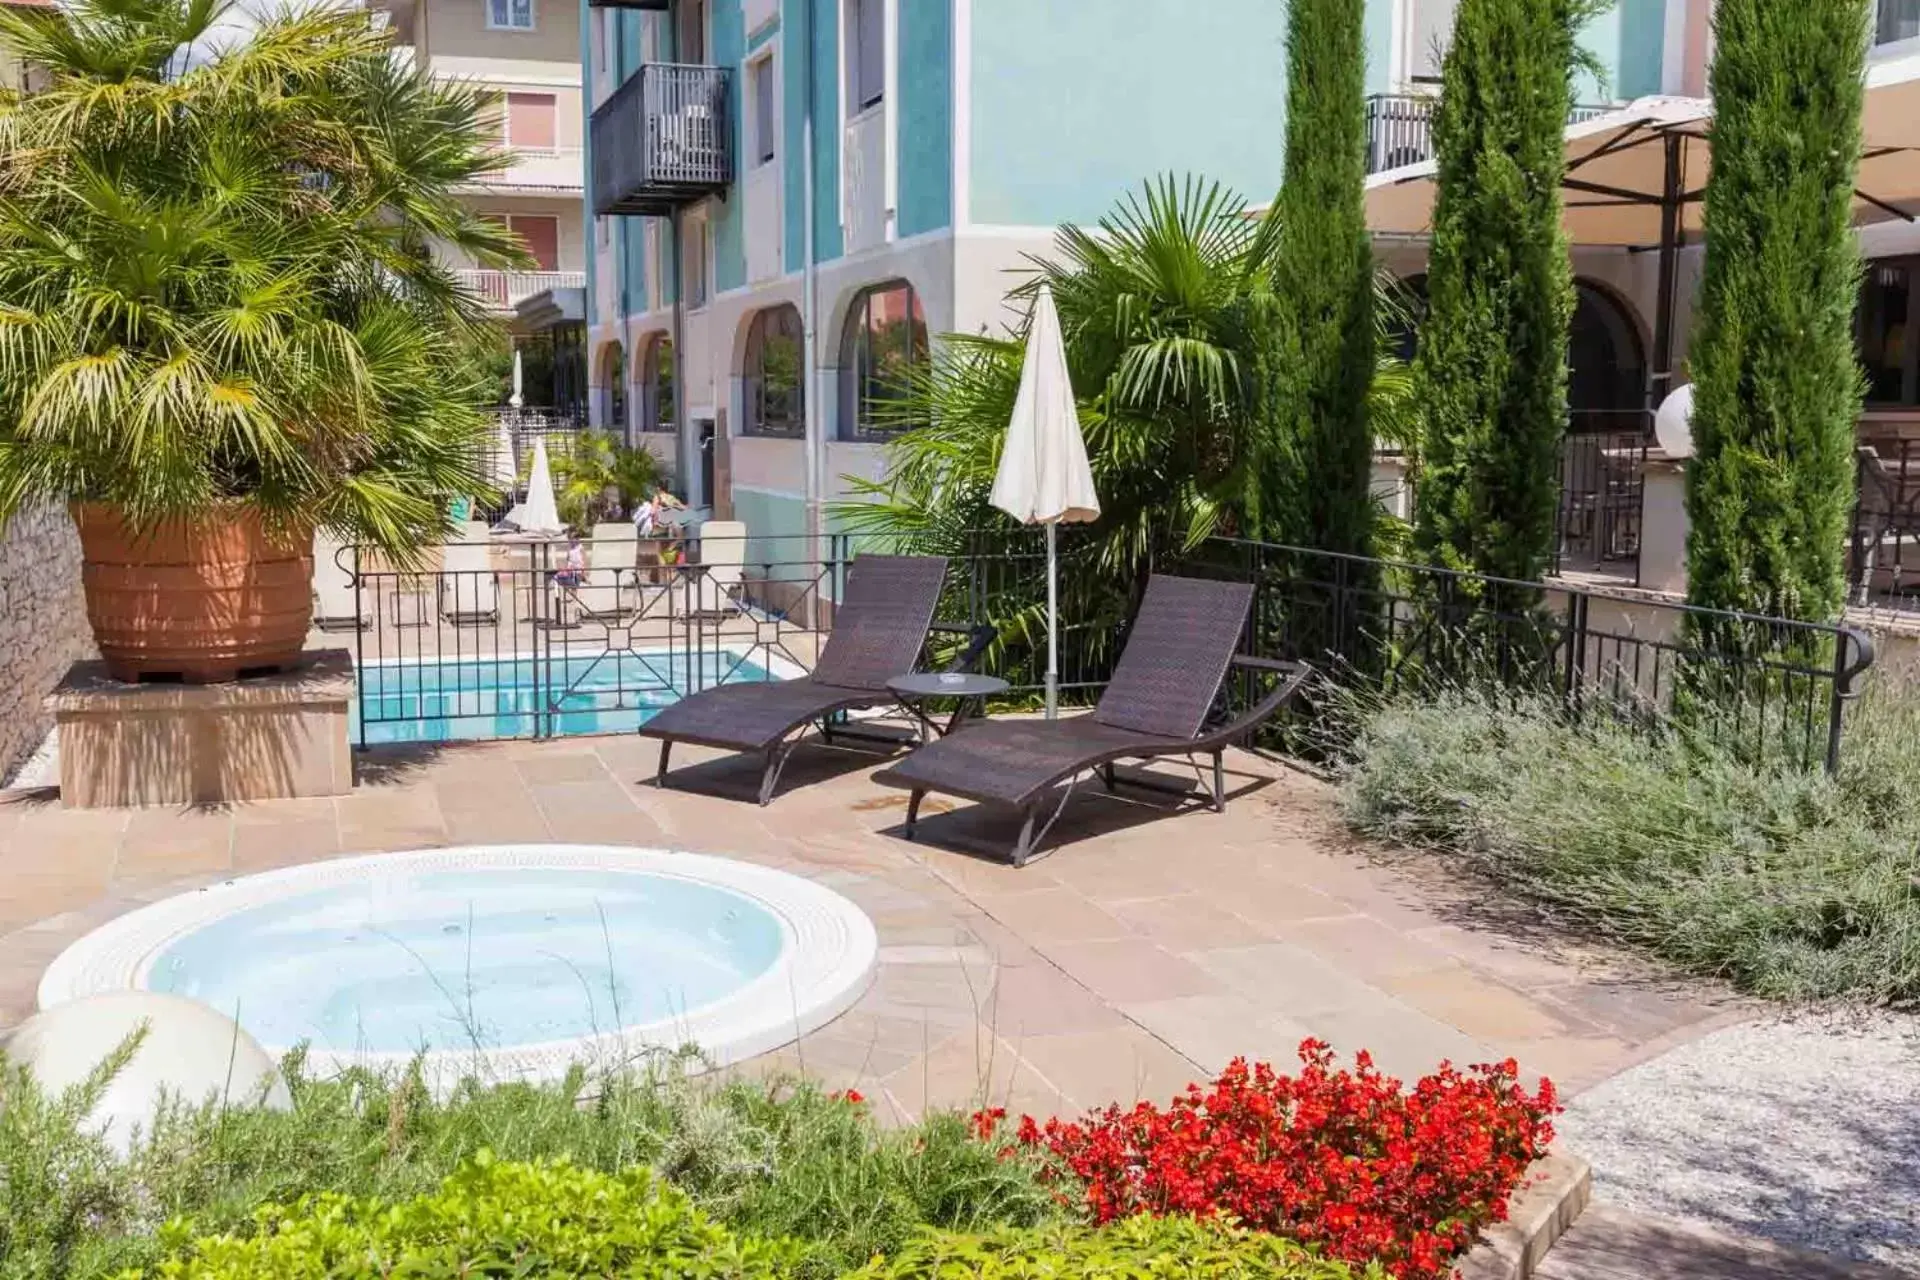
<box><xmin>990</xmin><ymin>282</ymin><xmax>1100</xmax><ymax>719</ymax></box>
<box><xmin>1364</xmin><ymin>71</ymin><xmax>1920</xmax><ymax>399</ymax></box>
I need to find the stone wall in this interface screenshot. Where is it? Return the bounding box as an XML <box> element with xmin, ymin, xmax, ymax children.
<box><xmin>0</xmin><ymin>503</ymin><xmax>93</xmax><ymax>784</ymax></box>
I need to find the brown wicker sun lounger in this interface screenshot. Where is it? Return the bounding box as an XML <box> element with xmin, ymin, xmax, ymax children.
<box><xmin>872</xmin><ymin>574</ymin><xmax>1313</xmax><ymax>866</ymax></box>
<box><xmin>640</xmin><ymin>554</ymin><xmax>973</xmax><ymax>805</ymax></box>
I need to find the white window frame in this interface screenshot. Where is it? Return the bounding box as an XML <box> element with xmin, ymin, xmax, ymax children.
<box><xmin>485</xmin><ymin>0</ymin><xmax>535</xmax><ymax>31</ymax></box>
<box><xmin>748</xmin><ymin>51</ymin><xmax>778</xmax><ymax>168</ymax></box>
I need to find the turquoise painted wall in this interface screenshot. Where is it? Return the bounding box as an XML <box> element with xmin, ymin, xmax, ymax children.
<box><xmin>1609</xmin><ymin>0</ymin><xmax>1666</xmax><ymax>100</ymax></box>
<box><xmin>896</xmin><ymin>0</ymin><xmax>952</xmax><ymax>238</ymax></box>
<box><xmin>968</xmin><ymin>0</ymin><xmax>1287</xmax><ymax>227</ymax></box>
<box><xmin>780</xmin><ymin>0</ymin><xmax>845</xmax><ymax>269</ymax></box>
<box><xmin>1364</xmin><ymin>0</ymin><xmax>1394</xmax><ymax>95</ymax></box>
<box><xmin>730</xmin><ymin>486</ymin><xmax>809</xmax><ymax>572</ymax></box>
<box><xmin>712</xmin><ymin>0</ymin><xmax>747</xmax><ymax>294</ymax></box>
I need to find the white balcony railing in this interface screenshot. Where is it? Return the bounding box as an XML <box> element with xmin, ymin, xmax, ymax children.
<box><xmin>456</xmin><ymin>269</ymin><xmax>587</xmax><ymax>310</ymax></box>
<box><xmin>474</xmin><ymin>144</ymin><xmax>586</xmax><ymax>192</ymax></box>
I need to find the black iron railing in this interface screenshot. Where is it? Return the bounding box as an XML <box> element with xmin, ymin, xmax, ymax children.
<box><xmin>591</xmin><ymin>63</ymin><xmax>731</xmax><ymax>217</ymax></box>
<box><xmin>333</xmin><ymin>533</ymin><xmax>858</xmax><ymax>746</ymax></box>
<box><xmin>325</xmin><ymin>526</ymin><xmax>1877</xmax><ymax>772</ymax></box>
<box><xmin>1850</xmin><ymin>435</ymin><xmax>1920</xmax><ymax>610</ymax></box>
<box><xmin>1173</xmin><ymin>538</ymin><xmax>1874</xmax><ymax>774</ymax></box>
<box><xmin>1553</xmin><ymin>420</ymin><xmax>1651</xmax><ymax>580</ymax></box>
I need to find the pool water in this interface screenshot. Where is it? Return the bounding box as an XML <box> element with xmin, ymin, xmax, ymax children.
<box><xmin>354</xmin><ymin>650</ymin><xmax>775</xmax><ymax>744</ymax></box>
<box><xmin>145</xmin><ymin>868</ymin><xmax>787</xmax><ymax>1055</ymax></box>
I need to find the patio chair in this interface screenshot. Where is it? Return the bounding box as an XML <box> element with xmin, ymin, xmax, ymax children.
<box><xmin>872</xmin><ymin>574</ymin><xmax>1314</xmax><ymax>867</ymax></box>
<box><xmin>640</xmin><ymin>554</ymin><xmax>971</xmax><ymax>805</ymax></box>
<box><xmin>311</xmin><ymin>529</ymin><xmax>370</xmax><ymax>630</ymax></box>
<box><xmin>438</xmin><ymin>522</ymin><xmax>500</xmax><ymax>625</ymax></box>
<box><xmin>553</xmin><ymin>522</ymin><xmax>642</xmax><ymax>621</ymax></box>
<box><xmin>683</xmin><ymin>519</ymin><xmax>746</xmax><ymax>616</ymax></box>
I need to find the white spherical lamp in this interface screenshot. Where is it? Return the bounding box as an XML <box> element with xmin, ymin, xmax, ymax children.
<box><xmin>1654</xmin><ymin>382</ymin><xmax>1695</xmax><ymax>460</ymax></box>
<box><xmin>2</xmin><ymin>993</ymin><xmax>290</xmax><ymax>1153</ymax></box>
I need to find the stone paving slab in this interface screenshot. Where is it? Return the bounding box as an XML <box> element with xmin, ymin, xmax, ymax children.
<box><xmin>0</xmin><ymin>736</ymin><xmax>1740</xmax><ymax>1109</ymax></box>
<box><xmin>1538</xmin><ymin>1207</ymin><xmax>1917</xmax><ymax>1280</ymax></box>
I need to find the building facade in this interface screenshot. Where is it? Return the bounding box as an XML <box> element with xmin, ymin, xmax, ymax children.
<box><xmin>376</xmin><ymin>0</ymin><xmax>590</xmax><ymax>314</ymax></box>
<box><xmin>581</xmin><ymin>0</ymin><xmax>1920</xmax><ymax>569</ymax></box>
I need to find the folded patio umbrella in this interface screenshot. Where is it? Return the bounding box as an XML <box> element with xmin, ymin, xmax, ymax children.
<box><xmin>519</xmin><ymin>437</ymin><xmax>565</xmax><ymax>535</ymax></box>
<box><xmin>491</xmin><ymin>415</ymin><xmax>518</xmax><ymax>497</ymax></box>
<box><xmin>989</xmin><ymin>281</ymin><xmax>1100</xmax><ymax>719</ymax></box>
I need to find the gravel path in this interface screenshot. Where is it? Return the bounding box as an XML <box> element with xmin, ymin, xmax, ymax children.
<box><xmin>1558</xmin><ymin>1010</ymin><xmax>1920</xmax><ymax>1271</ymax></box>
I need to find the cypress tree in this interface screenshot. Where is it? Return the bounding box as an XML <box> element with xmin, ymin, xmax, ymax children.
<box><xmin>1410</xmin><ymin>0</ymin><xmax>1581</xmax><ymax>586</ymax></box>
<box><xmin>1684</xmin><ymin>0</ymin><xmax>1868</xmax><ymax>624</ymax></box>
<box><xmin>1267</xmin><ymin>0</ymin><xmax>1374</xmax><ymax>557</ymax></box>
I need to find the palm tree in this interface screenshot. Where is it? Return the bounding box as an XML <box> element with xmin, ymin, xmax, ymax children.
<box><xmin>834</xmin><ymin>176</ymin><xmax>1412</xmax><ymax>683</ymax></box>
<box><xmin>0</xmin><ymin>0</ymin><xmax>525</xmax><ymax>556</ymax></box>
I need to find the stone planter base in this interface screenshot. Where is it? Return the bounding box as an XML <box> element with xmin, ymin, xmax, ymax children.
<box><xmin>1455</xmin><ymin>1151</ymin><xmax>1592</xmax><ymax>1280</ymax></box>
<box><xmin>47</xmin><ymin>649</ymin><xmax>353</xmax><ymax>808</ymax></box>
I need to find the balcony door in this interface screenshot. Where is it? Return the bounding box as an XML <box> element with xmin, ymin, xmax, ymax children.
<box><xmin>677</xmin><ymin>0</ymin><xmax>705</xmax><ymax>63</ymax></box>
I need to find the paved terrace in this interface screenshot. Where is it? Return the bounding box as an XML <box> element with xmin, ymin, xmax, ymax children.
<box><xmin>0</xmin><ymin>735</ymin><xmax>1741</xmax><ymax>1115</ymax></box>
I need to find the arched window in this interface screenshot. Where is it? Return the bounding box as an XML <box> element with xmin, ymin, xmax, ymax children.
<box><xmin>639</xmin><ymin>335</ymin><xmax>676</xmax><ymax>433</ymax></box>
<box><xmin>743</xmin><ymin>305</ymin><xmax>804</xmax><ymax>437</ymax></box>
<box><xmin>598</xmin><ymin>342</ymin><xmax>626</xmax><ymax>433</ymax></box>
<box><xmin>839</xmin><ymin>280</ymin><xmax>928</xmax><ymax>440</ymax></box>
<box><xmin>1568</xmin><ymin>281</ymin><xmax>1647</xmax><ymax>429</ymax></box>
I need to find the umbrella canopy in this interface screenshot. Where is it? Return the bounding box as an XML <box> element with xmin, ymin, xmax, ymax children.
<box><xmin>1366</xmin><ymin>90</ymin><xmax>1920</xmax><ymax>243</ymax></box>
<box><xmin>991</xmin><ymin>283</ymin><xmax>1100</xmax><ymax>527</ymax></box>
<box><xmin>991</xmin><ymin>282</ymin><xmax>1099</xmax><ymax>719</ymax></box>
<box><xmin>1364</xmin><ymin>75</ymin><xmax>1920</xmax><ymax>392</ymax></box>
<box><xmin>518</xmin><ymin>437</ymin><xmax>565</xmax><ymax>534</ymax></box>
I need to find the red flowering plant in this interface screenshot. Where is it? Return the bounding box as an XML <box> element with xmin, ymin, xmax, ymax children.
<box><xmin>974</xmin><ymin>1040</ymin><xmax>1558</xmax><ymax>1280</ymax></box>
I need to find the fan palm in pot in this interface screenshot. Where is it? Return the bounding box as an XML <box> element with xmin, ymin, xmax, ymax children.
<box><xmin>0</xmin><ymin>0</ymin><xmax>523</xmax><ymax>680</ymax></box>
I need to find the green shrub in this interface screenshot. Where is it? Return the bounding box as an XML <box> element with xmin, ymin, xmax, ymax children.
<box><xmin>849</xmin><ymin>1216</ymin><xmax>1379</xmax><ymax>1279</ymax></box>
<box><xmin>126</xmin><ymin>1155</ymin><xmax>799</xmax><ymax>1279</ymax></box>
<box><xmin>1410</xmin><ymin>0</ymin><xmax>1604</xmax><ymax>588</ymax></box>
<box><xmin>1684</xmin><ymin>0</ymin><xmax>1869</xmax><ymax>623</ymax></box>
<box><xmin>1337</xmin><ymin>683</ymin><xmax>1920</xmax><ymax>1002</ymax></box>
<box><xmin>0</xmin><ymin>1058</ymin><xmax>1057</xmax><ymax>1280</ymax></box>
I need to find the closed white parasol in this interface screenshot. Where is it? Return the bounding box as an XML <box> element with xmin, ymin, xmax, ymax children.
<box><xmin>989</xmin><ymin>282</ymin><xmax>1100</xmax><ymax>718</ymax></box>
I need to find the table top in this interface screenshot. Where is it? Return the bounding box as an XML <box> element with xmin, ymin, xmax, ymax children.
<box><xmin>887</xmin><ymin>672</ymin><xmax>1010</xmax><ymax>698</ymax></box>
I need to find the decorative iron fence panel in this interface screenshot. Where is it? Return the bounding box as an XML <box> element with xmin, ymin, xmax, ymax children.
<box><xmin>1171</xmin><ymin>539</ymin><xmax>1874</xmax><ymax>773</ymax></box>
<box><xmin>328</xmin><ymin>527</ymin><xmax>1876</xmax><ymax>772</ymax></box>
<box><xmin>336</xmin><ymin>534</ymin><xmax>851</xmax><ymax>746</ymax></box>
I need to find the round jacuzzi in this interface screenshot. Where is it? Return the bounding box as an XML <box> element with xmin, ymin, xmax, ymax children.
<box><xmin>38</xmin><ymin>846</ymin><xmax>877</xmax><ymax>1082</ymax></box>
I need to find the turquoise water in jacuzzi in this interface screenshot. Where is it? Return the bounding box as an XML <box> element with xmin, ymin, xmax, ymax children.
<box><xmin>145</xmin><ymin>868</ymin><xmax>787</xmax><ymax>1055</ymax></box>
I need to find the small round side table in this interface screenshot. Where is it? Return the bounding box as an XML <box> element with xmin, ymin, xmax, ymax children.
<box><xmin>886</xmin><ymin>672</ymin><xmax>1010</xmax><ymax>742</ymax></box>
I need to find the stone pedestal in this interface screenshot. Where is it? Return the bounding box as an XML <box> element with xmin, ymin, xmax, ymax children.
<box><xmin>1638</xmin><ymin>457</ymin><xmax>1690</xmax><ymax>596</ymax></box>
<box><xmin>47</xmin><ymin>649</ymin><xmax>353</xmax><ymax>808</ymax></box>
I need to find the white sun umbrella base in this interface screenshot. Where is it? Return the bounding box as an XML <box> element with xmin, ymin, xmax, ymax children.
<box><xmin>989</xmin><ymin>282</ymin><xmax>1100</xmax><ymax>718</ymax></box>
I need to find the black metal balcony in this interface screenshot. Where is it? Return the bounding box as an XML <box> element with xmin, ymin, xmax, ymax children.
<box><xmin>1365</xmin><ymin>94</ymin><xmax>1614</xmax><ymax>175</ymax></box>
<box><xmin>591</xmin><ymin>63</ymin><xmax>732</xmax><ymax>216</ymax></box>
<box><xmin>587</xmin><ymin>0</ymin><xmax>667</xmax><ymax>9</ymax></box>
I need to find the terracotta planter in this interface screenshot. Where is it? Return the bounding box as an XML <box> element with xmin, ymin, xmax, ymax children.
<box><xmin>72</xmin><ymin>504</ymin><xmax>314</xmax><ymax>683</ymax></box>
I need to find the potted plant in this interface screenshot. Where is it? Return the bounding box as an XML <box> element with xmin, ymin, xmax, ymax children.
<box><xmin>0</xmin><ymin>0</ymin><xmax>525</xmax><ymax>681</ymax></box>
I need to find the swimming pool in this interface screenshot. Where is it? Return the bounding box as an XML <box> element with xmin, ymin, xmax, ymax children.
<box><xmin>354</xmin><ymin>648</ymin><xmax>787</xmax><ymax>744</ymax></box>
<box><xmin>39</xmin><ymin>845</ymin><xmax>878</xmax><ymax>1082</ymax></box>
